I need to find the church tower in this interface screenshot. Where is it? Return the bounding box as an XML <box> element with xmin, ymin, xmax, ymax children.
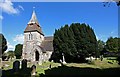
<box><xmin>22</xmin><ymin>10</ymin><xmax>44</xmax><ymax>62</ymax></box>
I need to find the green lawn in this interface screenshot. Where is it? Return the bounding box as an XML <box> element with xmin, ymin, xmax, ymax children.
<box><xmin>1</xmin><ymin>57</ymin><xmax>120</xmax><ymax>70</ymax></box>
<box><xmin>94</xmin><ymin>58</ymin><xmax>119</xmax><ymax>69</ymax></box>
<box><xmin>35</xmin><ymin>61</ymin><xmax>60</xmax><ymax>76</ymax></box>
<box><xmin>1</xmin><ymin>60</ymin><xmax>61</xmax><ymax>76</ymax></box>
<box><xmin>66</xmin><ymin>58</ymin><xmax>119</xmax><ymax>69</ymax></box>
<box><xmin>1</xmin><ymin>57</ymin><xmax>120</xmax><ymax>77</ymax></box>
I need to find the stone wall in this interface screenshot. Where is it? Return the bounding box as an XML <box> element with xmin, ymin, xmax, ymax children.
<box><xmin>22</xmin><ymin>31</ymin><xmax>44</xmax><ymax>61</ymax></box>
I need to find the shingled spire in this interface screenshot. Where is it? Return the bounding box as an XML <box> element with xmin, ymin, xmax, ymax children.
<box><xmin>28</xmin><ymin>10</ymin><xmax>39</xmax><ymax>24</ymax></box>
<box><xmin>24</xmin><ymin>10</ymin><xmax>44</xmax><ymax>35</ymax></box>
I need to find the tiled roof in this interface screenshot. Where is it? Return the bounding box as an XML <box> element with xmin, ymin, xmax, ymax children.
<box><xmin>44</xmin><ymin>36</ymin><xmax>53</xmax><ymax>41</ymax></box>
<box><xmin>41</xmin><ymin>36</ymin><xmax>53</xmax><ymax>51</ymax></box>
<box><xmin>24</xmin><ymin>10</ymin><xmax>44</xmax><ymax>35</ymax></box>
<box><xmin>37</xmin><ymin>45</ymin><xmax>46</xmax><ymax>53</ymax></box>
<box><xmin>24</xmin><ymin>23</ymin><xmax>44</xmax><ymax>35</ymax></box>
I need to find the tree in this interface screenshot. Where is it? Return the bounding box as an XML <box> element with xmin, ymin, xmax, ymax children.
<box><xmin>105</xmin><ymin>37</ymin><xmax>119</xmax><ymax>53</ymax></box>
<box><xmin>112</xmin><ymin>0</ymin><xmax>120</xmax><ymax>6</ymax></box>
<box><xmin>2</xmin><ymin>52</ymin><xmax>8</xmax><ymax>61</ymax></box>
<box><xmin>7</xmin><ymin>50</ymin><xmax>15</xmax><ymax>59</ymax></box>
<box><xmin>14</xmin><ymin>44</ymin><xmax>23</xmax><ymax>59</ymax></box>
<box><xmin>118</xmin><ymin>38</ymin><xmax>120</xmax><ymax>53</ymax></box>
<box><xmin>97</xmin><ymin>40</ymin><xmax>105</xmax><ymax>55</ymax></box>
<box><xmin>103</xmin><ymin>0</ymin><xmax>120</xmax><ymax>7</ymax></box>
<box><xmin>0</xmin><ymin>34</ymin><xmax>7</xmax><ymax>57</ymax></box>
<box><xmin>117</xmin><ymin>56</ymin><xmax>120</xmax><ymax>65</ymax></box>
<box><xmin>52</xmin><ymin>23</ymin><xmax>98</xmax><ymax>63</ymax></box>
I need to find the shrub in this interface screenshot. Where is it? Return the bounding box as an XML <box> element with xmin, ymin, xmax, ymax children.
<box><xmin>87</xmin><ymin>60</ymin><xmax>95</xmax><ymax>65</ymax></box>
<box><xmin>117</xmin><ymin>56</ymin><xmax>120</xmax><ymax>65</ymax></box>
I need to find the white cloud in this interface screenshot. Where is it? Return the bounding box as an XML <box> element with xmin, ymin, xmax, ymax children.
<box><xmin>13</xmin><ymin>34</ymin><xmax>24</xmax><ymax>44</ymax></box>
<box><xmin>7</xmin><ymin>42</ymin><xmax>10</xmax><ymax>45</ymax></box>
<box><xmin>5</xmin><ymin>34</ymin><xmax>24</xmax><ymax>52</ymax></box>
<box><xmin>6</xmin><ymin>42</ymin><xmax>15</xmax><ymax>51</ymax></box>
<box><xmin>0</xmin><ymin>0</ymin><xmax>24</xmax><ymax>15</ymax></box>
<box><xmin>8</xmin><ymin>44</ymin><xmax>14</xmax><ymax>50</ymax></box>
<box><xmin>0</xmin><ymin>0</ymin><xmax>20</xmax><ymax>14</ymax></box>
<box><xmin>0</xmin><ymin>15</ymin><xmax>3</xmax><ymax>20</ymax></box>
<box><xmin>18</xmin><ymin>5</ymin><xmax>24</xmax><ymax>11</ymax></box>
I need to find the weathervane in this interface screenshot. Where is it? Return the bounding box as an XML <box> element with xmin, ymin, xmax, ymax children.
<box><xmin>33</xmin><ymin>7</ymin><xmax>35</xmax><ymax>10</ymax></box>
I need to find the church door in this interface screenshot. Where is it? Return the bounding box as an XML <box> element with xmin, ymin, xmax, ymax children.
<box><xmin>35</xmin><ymin>50</ymin><xmax>39</xmax><ymax>61</ymax></box>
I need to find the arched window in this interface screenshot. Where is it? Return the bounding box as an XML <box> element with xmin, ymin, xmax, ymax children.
<box><xmin>31</xmin><ymin>34</ymin><xmax>33</xmax><ymax>40</ymax></box>
<box><xmin>28</xmin><ymin>33</ymin><xmax>33</xmax><ymax>40</ymax></box>
<box><xmin>29</xmin><ymin>34</ymin><xmax>30</xmax><ymax>40</ymax></box>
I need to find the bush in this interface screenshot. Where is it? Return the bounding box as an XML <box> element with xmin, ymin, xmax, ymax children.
<box><xmin>87</xmin><ymin>60</ymin><xmax>95</xmax><ymax>65</ymax></box>
<box><xmin>117</xmin><ymin>56</ymin><xmax>120</xmax><ymax>65</ymax></box>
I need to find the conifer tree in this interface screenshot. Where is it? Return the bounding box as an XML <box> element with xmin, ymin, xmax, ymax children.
<box><xmin>52</xmin><ymin>23</ymin><xmax>98</xmax><ymax>63</ymax></box>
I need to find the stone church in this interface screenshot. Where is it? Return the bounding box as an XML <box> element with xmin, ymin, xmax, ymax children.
<box><xmin>22</xmin><ymin>10</ymin><xmax>53</xmax><ymax>64</ymax></box>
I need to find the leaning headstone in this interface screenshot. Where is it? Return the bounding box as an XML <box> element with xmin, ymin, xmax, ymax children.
<box><xmin>13</xmin><ymin>61</ymin><xmax>20</xmax><ymax>72</ymax></box>
<box><xmin>31</xmin><ymin>65</ymin><xmax>36</xmax><ymax>76</ymax></box>
<box><xmin>21</xmin><ymin>59</ymin><xmax>27</xmax><ymax>70</ymax></box>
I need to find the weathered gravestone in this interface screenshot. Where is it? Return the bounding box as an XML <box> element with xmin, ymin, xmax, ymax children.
<box><xmin>62</xmin><ymin>53</ymin><xmax>66</xmax><ymax>64</ymax></box>
<box><xmin>21</xmin><ymin>59</ymin><xmax>27</xmax><ymax>70</ymax></box>
<box><xmin>13</xmin><ymin>61</ymin><xmax>20</xmax><ymax>72</ymax></box>
<box><xmin>49</xmin><ymin>64</ymin><xmax>51</xmax><ymax>69</ymax></box>
<box><xmin>0</xmin><ymin>68</ymin><xmax>2</xmax><ymax>77</ymax></box>
<box><xmin>31</xmin><ymin>65</ymin><xmax>36</xmax><ymax>76</ymax></box>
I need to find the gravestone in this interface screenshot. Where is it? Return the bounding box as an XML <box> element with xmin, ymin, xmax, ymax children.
<box><xmin>100</xmin><ymin>55</ymin><xmax>103</xmax><ymax>61</ymax></box>
<box><xmin>49</xmin><ymin>64</ymin><xmax>51</xmax><ymax>69</ymax></box>
<box><xmin>0</xmin><ymin>69</ymin><xmax>1</xmax><ymax>77</ymax></box>
<box><xmin>13</xmin><ymin>61</ymin><xmax>20</xmax><ymax>72</ymax></box>
<box><xmin>31</xmin><ymin>65</ymin><xmax>36</xmax><ymax>76</ymax></box>
<box><xmin>0</xmin><ymin>58</ymin><xmax>2</xmax><ymax>69</ymax></box>
<box><xmin>20</xmin><ymin>60</ymin><xmax>22</xmax><ymax>68</ymax></box>
<box><xmin>21</xmin><ymin>59</ymin><xmax>27</xmax><ymax>70</ymax></box>
<box><xmin>62</xmin><ymin>53</ymin><xmax>66</xmax><ymax>64</ymax></box>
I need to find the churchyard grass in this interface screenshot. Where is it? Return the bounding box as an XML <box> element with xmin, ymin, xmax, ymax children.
<box><xmin>93</xmin><ymin>58</ymin><xmax>119</xmax><ymax>68</ymax></box>
<box><xmin>36</xmin><ymin>62</ymin><xmax>61</xmax><ymax>76</ymax></box>
<box><xmin>1</xmin><ymin>58</ymin><xmax>120</xmax><ymax>70</ymax></box>
<box><xmin>2</xmin><ymin>61</ymin><xmax>13</xmax><ymax>70</ymax></box>
<box><xmin>1</xmin><ymin>57</ymin><xmax>120</xmax><ymax>76</ymax></box>
<box><xmin>66</xmin><ymin>58</ymin><xmax>119</xmax><ymax>69</ymax></box>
